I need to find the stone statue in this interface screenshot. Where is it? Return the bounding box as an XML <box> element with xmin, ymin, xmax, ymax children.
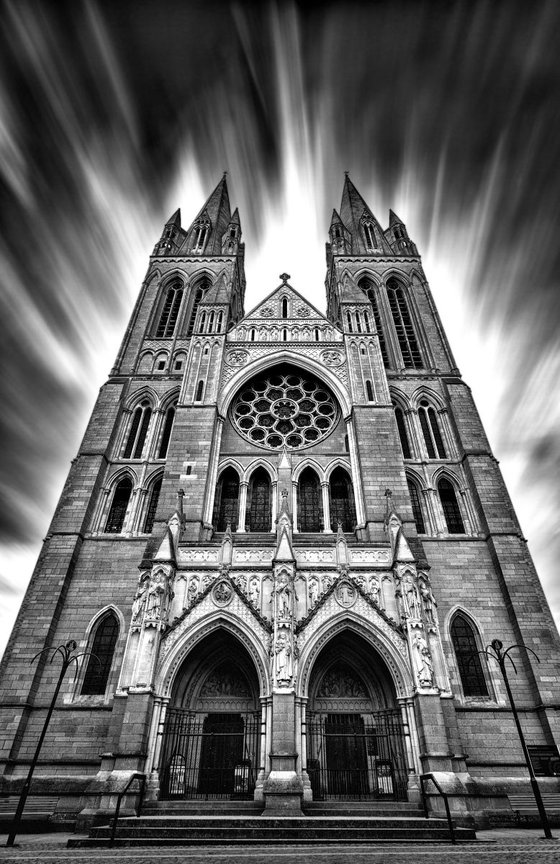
<box><xmin>413</xmin><ymin>634</ymin><xmax>434</xmax><ymax>687</ymax></box>
<box><xmin>369</xmin><ymin>577</ymin><xmax>381</xmax><ymax>606</ymax></box>
<box><xmin>275</xmin><ymin>633</ymin><xmax>293</xmax><ymax>683</ymax></box>
<box><xmin>419</xmin><ymin>578</ymin><xmax>437</xmax><ymax>626</ymax></box>
<box><xmin>276</xmin><ymin>576</ymin><xmax>295</xmax><ymax>618</ymax></box>
<box><xmin>187</xmin><ymin>577</ymin><xmax>199</xmax><ymax>606</ymax></box>
<box><xmin>308</xmin><ymin>578</ymin><xmax>319</xmax><ymax>607</ymax></box>
<box><xmin>131</xmin><ymin>576</ymin><xmax>148</xmax><ymax>624</ymax></box>
<box><xmin>402</xmin><ymin>572</ymin><xmax>422</xmax><ymax>619</ymax></box>
<box><xmin>249</xmin><ymin>577</ymin><xmax>260</xmax><ymax>606</ymax></box>
<box><xmin>145</xmin><ymin>570</ymin><xmax>166</xmax><ymax>622</ymax></box>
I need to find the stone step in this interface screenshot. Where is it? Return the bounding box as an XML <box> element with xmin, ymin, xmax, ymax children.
<box><xmin>91</xmin><ymin>816</ymin><xmax>454</xmax><ymax>831</ymax></box>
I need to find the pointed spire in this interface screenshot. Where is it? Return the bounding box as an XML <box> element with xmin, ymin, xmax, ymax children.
<box><xmin>154</xmin><ymin>526</ymin><xmax>176</xmax><ymax>564</ymax></box>
<box><xmin>389</xmin><ymin>209</ymin><xmax>403</xmax><ymax>226</ymax></box>
<box><xmin>339</xmin><ymin>174</ymin><xmax>393</xmax><ymax>255</ymax></box>
<box><xmin>166</xmin><ymin>208</ymin><xmax>181</xmax><ymax>227</ymax></box>
<box><xmin>230</xmin><ymin>207</ymin><xmax>240</xmax><ymax>224</ymax></box>
<box><xmin>153</xmin><ymin>208</ymin><xmax>185</xmax><ymax>256</ymax></box>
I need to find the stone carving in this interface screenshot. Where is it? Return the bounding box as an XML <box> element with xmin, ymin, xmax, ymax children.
<box><xmin>260</xmin><ymin>305</ymin><xmax>275</xmax><ymax>317</ymax></box>
<box><xmin>401</xmin><ymin>572</ymin><xmax>422</xmax><ymax>619</ymax></box>
<box><xmin>131</xmin><ymin>573</ymin><xmax>149</xmax><ymax>628</ymax></box>
<box><xmin>369</xmin><ymin>576</ymin><xmax>381</xmax><ymax>606</ymax></box>
<box><xmin>296</xmin><ymin>305</ymin><xmax>311</xmax><ymax>317</ymax></box>
<box><xmin>145</xmin><ymin>570</ymin><xmax>169</xmax><ymax>626</ymax></box>
<box><xmin>226</xmin><ymin>349</ymin><xmax>248</xmax><ymax>366</ymax></box>
<box><xmin>335</xmin><ymin>580</ymin><xmax>357</xmax><ymax>608</ymax></box>
<box><xmin>418</xmin><ymin>576</ymin><xmax>437</xmax><ymax>627</ymax></box>
<box><xmin>186</xmin><ymin>577</ymin><xmax>199</xmax><ymax>606</ymax></box>
<box><xmin>275</xmin><ymin>574</ymin><xmax>296</xmax><ymax>619</ymax></box>
<box><xmin>180</xmin><ymin>549</ymin><xmax>219</xmax><ymax>563</ymax></box>
<box><xmin>296</xmin><ymin>549</ymin><xmax>334</xmax><ymax>563</ymax></box>
<box><xmin>249</xmin><ymin>576</ymin><xmax>260</xmax><ymax>606</ymax></box>
<box><xmin>212</xmin><ymin>580</ymin><xmax>233</xmax><ymax>606</ymax></box>
<box><xmin>350</xmin><ymin>550</ymin><xmax>391</xmax><ymax>564</ymax></box>
<box><xmin>413</xmin><ymin>634</ymin><xmax>435</xmax><ymax>688</ymax></box>
<box><xmin>318</xmin><ymin>665</ymin><xmax>367</xmax><ymax>698</ymax></box>
<box><xmin>321</xmin><ymin>349</ymin><xmax>343</xmax><ymax>366</ymax></box>
<box><xmin>200</xmin><ymin>665</ymin><xmax>250</xmax><ymax>697</ymax></box>
<box><xmin>274</xmin><ymin>632</ymin><xmax>293</xmax><ymax>684</ymax></box>
<box><xmin>308</xmin><ymin>578</ymin><xmax>319</xmax><ymax>607</ymax></box>
<box><xmin>234</xmin><ymin>549</ymin><xmax>274</xmax><ymax>563</ymax></box>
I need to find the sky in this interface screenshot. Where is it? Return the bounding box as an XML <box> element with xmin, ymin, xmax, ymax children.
<box><xmin>1</xmin><ymin>0</ymin><xmax>559</xmax><ymax>660</ymax></box>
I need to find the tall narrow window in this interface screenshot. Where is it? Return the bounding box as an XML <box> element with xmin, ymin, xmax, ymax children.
<box><xmin>105</xmin><ymin>477</ymin><xmax>132</xmax><ymax>533</ymax></box>
<box><xmin>314</xmin><ymin>328</ymin><xmax>320</xmax><ymax>341</ymax></box>
<box><xmin>358</xmin><ymin>277</ymin><xmax>389</xmax><ymax>367</ymax></box>
<box><xmin>356</xmin><ymin>313</ymin><xmax>362</xmax><ymax>333</ymax></box>
<box><xmin>298</xmin><ymin>468</ymin><xmax>323</xmax><ymax>532</ymax></box>
<box><xmin>123</xmin><ymin>400</ymin><xmax>152</xmax><ymax>459</ymax></box>
<box><xmin>247</xmin><ymin>468</ymin><xmax>271</xmax><ymax>532</ymax></box>
<box><xmin>213</xmin><ymin>468</ymin><xmax>239</xmax><ymax>531</ymax></box>
<box><xmin>143</xmin><ymin>477</ymin><xmax>162</xmax><ymax>533</ymax></box>
<box><xmin>156</xmin><ymin>281</ymin><xmax>183</xmax><ymax>338</ymax></box>
<box><xmin>386</xmin><ymin>278</ymin><xmax>422</xmax><ymax>368</ymax></box>
<box><xmin>407</xmin><ymin>478</ymin><xmax>425</xmax><ymax>533</ymax></box>
<box><xmin>187</xmin><ymin>277</ymin><xmax>210</xmax><ymax>337</ymax></box>
<box><xmin>329</xmin><ymin>468</ymin><xmax>356</xmax><ymax>532</ymax></box>
<box><xmin>282</xmin><ymin>297</ymin><xmax>288</xmax><ymax>318</ymax></box>
<box><xmin>346</xmin><ymin>312</ymin><xmax>353</xmax><ymax>332</ymax></box>
<box><xmin>451</xmin><ymin>614</ymin><xmax>489</xmax><ymax>697</ymax></box>
<box><xmin>365</xmin><ymin>380</ymin><xmax>374</xmax><ymax>402</ymax></box>
<box><xmin>158</xmin><ymin>405</ymin><xmax>176</xmax><ymax>459</ymax></box>
<box><xmin>193</xmin><ymin>222</ymin><xmax>208</xmax><ymax>252</ymax></box>
<box><xmin>209</xmin><ymin>312</ymin><xmax>215</xmax><ymax>332</ymax></box>
<box><xmin>364</xmin><ymin>312</ymin><xmax>371</xmax><ymax>333</ymax></box>
<box><xmin>394</xmin><ymin>406</ymin><xmax>411</xmax><ymax>458</ymax></box>
<box><xmin>363</xmin><ymin>222</ymin><xmax>375</xmax><ymax>249</ymax></box>
<box><xmin>419</xmin><ymin>400</ymin><xmax>446</xmax><ymax>458</ymax></box>
<box><xmin>438</xmin><ymin>478</ymin><xmax>465</xmax><ymax>533</ymax></box>
<box><xmin>195</xmin><ymin>380</ymin><xmax>204</xmax><ymax>402</ymax></box>
<box><xmin>81</xmin><ymin>612</ymin><xmax>119</xmax><ymax>695</ymax></box>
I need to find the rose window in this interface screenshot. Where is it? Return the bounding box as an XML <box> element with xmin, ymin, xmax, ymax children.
<box><xmin>231</xmin><ymin>369</ymin><xmax>338</xmax><ymax>450</ymax></box>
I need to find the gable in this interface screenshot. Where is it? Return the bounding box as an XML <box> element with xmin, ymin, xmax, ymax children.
<box><xmin>241</xmin><ymin>282</ymin><xmax>328</xmax><ymax>324</ymax></box>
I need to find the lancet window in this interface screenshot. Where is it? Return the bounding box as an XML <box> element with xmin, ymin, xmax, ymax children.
<box><xmin>418</xmin><ymin>400</ymin><xmax>446</xmax><ymax>458</ymax></box>
<box><xmin>156</xmin><ymin>281</ymin><xmax>184</xmax><ymax>338</ymax></box>
<box><xmin>213</xmin><ymin>468</ymin><xmax>239</xmax><ymax>531</ymax></box>
<box><xmin>386</xmin><ymin>278</ymin><xmax>422</xmax><ymax>368</ymax></box>
<box><xmin>123</xmin><ymin>400</ymin><xmax>152</xmax><ymax>459</ymax></box>
<box><xmin>329</xmin><ymin>468</ymin><xmax>356</xmax><ymax>532</ymax></box>
<box><xmin>407</xmin><ymin>477</ymin><xmax>426</xmax><ymax>534</ymax></box>
<box><xmin>438</xmin><ymin>478</ymin><xmax>465</xmax><ymax>534</ymax></box>
<box><xmin>105</xmin><ymin>476</ymin><xmax>133</xmax><ymax>533</ymax></box>
<box><xmin>394</xmin><ymin>405</ymin><xmax>411</xmax><ymax>458</ymax></box>
<box><xmin>358</xmin><ymin>276</ymin><xmax>389</xmax><ymax>367</ymax></box>
<box><xmin>158</xmin><ymin>403</ymin><xmax>176</xmax><ymax>459</ymax></box>
<box><xmin>451</xmin><ymin>613</ymin><xmax>489</xmax><ymax>697</ymax></box>
<box><xmin>247</xmin><ymin>468</ymin><xmax>271</xmax><ymax>532</ymax></box>
<box><xmin>187</xmin><ymin>277</ymin><xmax>211</xmax><ymax>337</ymax></box>
<box><xmin>81</xmin><ymin>612</ymin><xmax>119</xmax><ymax>695</ymax></box>
<box><xmin>298</xmin><ymin>468</ymin><xmax>323</xmax><ymax>532</ymax></box>
<box><xmin>143</xmin><ymin>476</ymin><xmax>162</xmax><ymax>533</ymax></box>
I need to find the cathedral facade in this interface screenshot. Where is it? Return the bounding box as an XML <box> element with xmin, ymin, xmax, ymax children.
<box><xmin>1</xmin><ymin>175</ymin><xmax>559</xmax><ymax>826</ymax></box>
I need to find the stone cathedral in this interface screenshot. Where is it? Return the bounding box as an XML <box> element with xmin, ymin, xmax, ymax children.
<box><xmin>1</xmin><ymin>175</ymin><xmax>559</xmax><ymax>829</ymax></box>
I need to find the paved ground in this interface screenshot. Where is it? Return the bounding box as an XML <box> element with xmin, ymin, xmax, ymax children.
<box><xmin>1</xmin><ymin>829</ymin><xmax>560</xmax><ymax>864</ymax></box>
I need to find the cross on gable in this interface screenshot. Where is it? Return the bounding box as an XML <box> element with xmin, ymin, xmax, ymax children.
<box><xmin>279</xmin><ymin>273</ymin><xmax>291</xmax><ymax>284</ymax></box>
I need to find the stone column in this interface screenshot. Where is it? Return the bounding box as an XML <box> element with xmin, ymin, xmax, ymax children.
<box><xmin>321</xmin><ymin>481</ymin><xmax>331</xmax><ymax>532</ymax></box>
<box><xmin>237</xmin><ymin>480</ymin><xmax>249</xmax><ymax>532</ymax></box>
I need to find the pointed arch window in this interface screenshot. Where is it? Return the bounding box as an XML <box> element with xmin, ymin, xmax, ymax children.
<box><xmin>213</xmin><ymin>468</ymin><xmax>239</xmax><ymax>531</ymax></box>
<box><xmin>329</xmin><ymin>468</ymin><xmax>356</xmax><ymax>532</ymax></box>
<box><xmin>298</xmin><ymin>468</ymin><xmax>323</xmax><ymax>532</ymax></box>
<box><xmin>193</xmin><ymin>221</ymin><xmax>209</xmax><ymax>252</ymax></box>
<box><xmin>81</xmin><ymin>612</ymin><xmax>119</xmax><ymax>695</ymax></box>
<box><xmin>156</xmin><ymin>281</ymin><xmax>184</xmax><ymax>338</ymax></box>
<box><xmin>407</xmin><ymin>477</ymin><xmax>426</xmax><ymax>534</ymax></box>
<box><xmin>282</xmin><ymin>297</ymin><xmax>288</xmax><ymax>319</ymax></box>
<box><xmin>158</xmin><ymin>404</ymin><xmax>176</xmax><ymax>459</ymax></box>
<box><xmin>438</xmin><ymin>478</ymin><xmax>465</xmax><ymax>533</ymax></box>
<box><xmin>247</xmin><ymin>468</ymin><xmax>271</xmax><ymax>532</ymax></box>
<box><xmin>123</xmin><ymin>400</ymin><xmax>152</xmax><ymax>459</ymax></box>
<box><xmin>365</xmin><ymin>380</ymin><xmax>374</xmax><ymax>402</ymax></box>
<box><xmin>451</xmin><ymin>614</ymin><xmax>489</xmax><ymax>697</ymax></box>
<box><xmin>143</xmin><ymin>476</ymin><xmax>162</xmax><ymax>533</ymax></box>
<box><xmin>195</xmin><ymin>380</ymin><xmax>204</xmax><ymax>402</ymax></box>
<box><xmin>105</xmin><ymin>477</ymin><xmax>132</xmax><ymax>533</ymax></box>
<box><xmin>394</xmin><ymin>405</ymin><xmax>412</xmax><ymax>458</ymax></box>
<box><xmin>358</xmin><ymin>277</ymin><xmax>389</xmax><ymax>367</ymax></box>
<box><xmin>187</xmin><ymin>277</ymin><xmax>211</xmax><ymax>337</ymax></box>
<box><xmin>386</xmin><ymin>278</ymin><xmax>422</xmax><ymax>368</ymax></box>
<box><xmin>419</xmin><ymin>400</ymin><xmax>446</xmax><ymax>458</ymax></box>
<box><xmin>363</xmin><ymin>221</ymin><xmax>375</xmax><ymax>249</ymax></box>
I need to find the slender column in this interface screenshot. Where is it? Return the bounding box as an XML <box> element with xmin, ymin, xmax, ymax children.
<box><xmin>202</xmin><ymin>415</ymin><xmax>224</xmax><ymax>526</ymax></box>
<box><xmin>271</xmin><ymin>481</ymin><xmax>278</xmax><ymax>531</ymax></box>
<box><xmin>292</xmin><ymin>481</ymin><xmax>299</xmax><ymax>533</ymax></box>
<box><xmin>321</xmin><ymin>481</ymin><xmax>332</xmax><ymax>532</ymax></box>
<box><xmin>237</xmin><ymin>480</ymin><xmax>249</xmax><ymax>532</ymax></box>
<box><xmin>152</xmin><ymin>697</ymin><xmax>169</xmax><ymax>775</ymax></box>
<box><xmin>459</xmin><ymin>487</ymin><xmax>475</xmax><ymax>536</ymax></box>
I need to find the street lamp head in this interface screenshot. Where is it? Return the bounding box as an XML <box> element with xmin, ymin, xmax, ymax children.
<box><xmin>491</xmin><ymin>639</ymin><xmax>503</xmax><ymax>652</ymax></box>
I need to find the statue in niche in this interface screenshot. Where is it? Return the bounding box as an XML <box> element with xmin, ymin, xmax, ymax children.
<box><xmin>187</xmin><ymin>577</ymin><xmax>199</xmax><ymax>606</ymax></box>
<box><xmin>369</xmin><ymin>577</ymin><xmax>381</xmax><ymax>606</ymax></box>
<box><xmin>419</xmin><ymin>577</ymin><xmax>437</xmax><ymax>626</ymax></box>
<box><xmin>274</xmin><ymin>633</ymin><xmax>293</xmax><ymax>684</ymax></box>
<box><xmin>249</xmin><ymin>577</ymin><xmax>260</xmax><ymax>606</ymax></box>
<box><xmin>413</xmin><ymin>634</ymin><xmax>434</xmax><ymax>687</ymax></box>
<box><xmin>145</xmin><ymin>570</ymin><xmax>167</xmax><ymax>623</ymax></box>
<box><xmin>131</xmin><ymin>574</ymin><xmax>149</xmax><ymax>625</ymax></box>
<box><xmin>335</xmin><ymin>580</ymin><xmax>356</xmax><ymax>607</ymax></box>
<box><xmin>402</xmin><ymin>572</ymin><xmax>422</xmax><ymax>619</ymax></box>
<box><xmin>275</xmin><ymin>574</ymin><xmax>296</xmax><ymax>619</ymax></box>
<box><xmin>308</xmin><ymin>578</ymin><xmax>319</xmax><ymax>607</ymax></box>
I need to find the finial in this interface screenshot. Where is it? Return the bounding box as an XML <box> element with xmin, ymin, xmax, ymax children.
<box><xmin>279</xmin><ymin>272</ymin><xmax>290</xmax><ymax>284</ymax></box>
<box><xmin>344</xmin><ymin>170</ymin><xmax>350</xmax><ymax>178</ymax></box>
<box><xmin>223</xmin><ymin>170</ymin><xmax>228</xmax><ymax>179</ymax></box>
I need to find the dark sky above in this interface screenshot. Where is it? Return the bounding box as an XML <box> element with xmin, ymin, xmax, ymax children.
<box><xmin>1</xmin><ymin>0</ymin><xmax>559</xmax><ymax>653</ymax></box>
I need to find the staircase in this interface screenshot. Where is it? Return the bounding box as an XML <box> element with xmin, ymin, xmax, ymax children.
<box><xmin>69</xmin><ymin>800</ymin><xmax>477</xmax><ymax>847</ymax></box>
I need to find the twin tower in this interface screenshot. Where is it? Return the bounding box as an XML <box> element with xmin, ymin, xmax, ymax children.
<box><xmin>1</xmin><ymin>174</ymin><xmax>559</xmax><ymax>826</ymax></box>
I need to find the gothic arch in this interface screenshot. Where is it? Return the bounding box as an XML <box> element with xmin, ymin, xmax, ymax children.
<box><xmin>380</xmin><ymin>267</ymin><xmax>410</xmax><ymax>286</ymax></box>
<box><xmin>410</xmin><ymin>386</ymin><xmax>446</xmax><ymax>411</ymax></box>
<box><xmin>160</xmin><ymin>388</ymin><xmax>180</xmax><ymax>410</ymax></box>
<box><xmin>388</xmin><ymin>387</ymin><xmax>410</xmax><ymax>411</ymax></box>
<box><xmin>137</xmin><ymin>351</ymin><xmax>154</xmax><ymax>373</ymax></box>
<box><xmin>444</xmin><ymin>606</ymin><xmax>495</xmax><ymax>700</ymax></box>
<box><xmin>354</xmin><ymin>267</ymin><xmax>381</xmax><ymax>289</ymax></box>
<box><xmin>324</xmin><ymin>458</ymin><xmax>353</xmax><ymax>481</ymax></box>
<box><xmin>76</xmin><ymin>605</ymin><xmax>123</xmax><ymax>698</ymax></box>
<box><xmin>157</xmin><ymin>614</ymin><xmax>270</xmax><ymax>699</ymax></box>
<box><xmin>217</xmin><ymin>351</ymin><xmax>352</xmax><ymax>418</ymax></box>
<box><xmin>292</xmin><ymin>457</ymin><xmax>326</xmax><ymax>484</ymax></box>
<box><xmin>215</xmin><ymin>458</ymin><xmax>243</xmax><ymax>479</ymax></box>
<box><xmin>124</xmin><ymin>386</ymin><xmax>158</xmax><ymax>411</ymax></box>
<box><xmin>243</xmin><ymin>458</ymin><xmax>277</xmax><ymax>484</ymax></box>
<box><xmin>297</xmin><ymin>614</ymin><xmax>413</xmax><ymax>700</ymax></box>
<box><xmin>105</xmin><ymin>465</ymin><xmax>139</xmax><ymax>487</ymax></box>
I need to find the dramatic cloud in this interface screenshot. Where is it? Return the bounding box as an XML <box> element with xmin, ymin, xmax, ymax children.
<box><xmin>1</xmin><ymin>0</ymin><xmax>559</xmax><ymax>657</ymax></box>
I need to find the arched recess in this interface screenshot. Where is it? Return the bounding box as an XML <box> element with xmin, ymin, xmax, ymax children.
<box><xmin>405</xmin><ymin>470</ymin><xmax>427</xmax><ymax>534</ymax></box>
<box><xmin>447</xmin><ymin>608</ymin><xmax>492</xmax><ymax>699</ymax></box>
<box><xmin>300</xmin><ymin>622</ymin><xmax>414</xmax><ymax>800</ymax></box>
<box><xmin>80</xmin><ymin>607</ymin><xmax>120</xmax><ymax>696</ymax></box>
<box><xmin>212</xmin><ymin>466</ymin><xmax>240</xmax><ymax>531</ymax></box>
<box><xmin>298</xmin><ymin>467</ymin><xmax>323</xmax><ymax>532</ymax></box>
<box><xmin>104</xmin><ymin>473</ymin><xmax>134</xmax><ymax>533</ymax></box>
<box><xmin>328</xmin><ymin>466</ymin><xmax>356</xmax><ymax>532</ymax></box>
<box><xmin>433</xmin><ymin>470</ymin><xmax>466</xmax><ymax>534</ymax></box>
<box><xmin>158</xmin><ymin>627</ymin><xmax>263</xmax><ymax>800</ymax></box>
<box><xmin>246</xmin><ymin>466</ymin><xmax>272</xmax><ymax>532</ymax></box>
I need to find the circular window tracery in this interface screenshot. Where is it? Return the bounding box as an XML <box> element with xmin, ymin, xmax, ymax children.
<box><xmin>231</xmin><ymin>368</ymin><xmax>339</xmax><ymax>450</ymax></box>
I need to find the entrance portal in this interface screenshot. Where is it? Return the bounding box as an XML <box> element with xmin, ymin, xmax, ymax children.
<box><xmin>306</xmin><ymin>632</ymin><xmax>410</xmax><ymax>800</ymax></box>
<box><xmin>160</xmin><ymin>631</ymin><xmax>260</xmax><ymax>800</ymax></box>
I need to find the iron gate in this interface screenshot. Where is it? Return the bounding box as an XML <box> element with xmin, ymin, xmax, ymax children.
<box><xmin>306</xmin><ymin>709</ymin><xmax>410</xmax><ymax>800</ymax></box>
<box><xmin>159</xmin><ymin>709</ymin><xmax>260</xmax><ymax>800</ymax></box>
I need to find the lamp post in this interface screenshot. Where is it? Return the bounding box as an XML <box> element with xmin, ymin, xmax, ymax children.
<box><xmin>479</xmin><ymin>639</ymin><xmax>554</xmax><ymax>840</ymax></box>
<box><xmin>6</xmin><ymin>640</ymin><xmax>97</xmax><ymax>848</ymax></box>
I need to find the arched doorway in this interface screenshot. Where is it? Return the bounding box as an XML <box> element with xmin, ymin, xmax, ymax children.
<box><xmin>160</xmin><ymin>631</ymin><xmax>260</xmax><ymax>800</ymax></box>
<box><xmin>306</xmin><ymin>632</ymin><xmax>410</xmax><ymax>800</ymax></box>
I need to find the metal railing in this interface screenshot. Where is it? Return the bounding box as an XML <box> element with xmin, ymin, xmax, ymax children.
<box><xmin>419</xmin><ymin>773</ymin><xmax>456</xmax><ymax>844</ymax></box>
<box><xmin>109</xmin><ymin>772</ymin><xmax>146</xmax><ymax>844</ymax></box>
